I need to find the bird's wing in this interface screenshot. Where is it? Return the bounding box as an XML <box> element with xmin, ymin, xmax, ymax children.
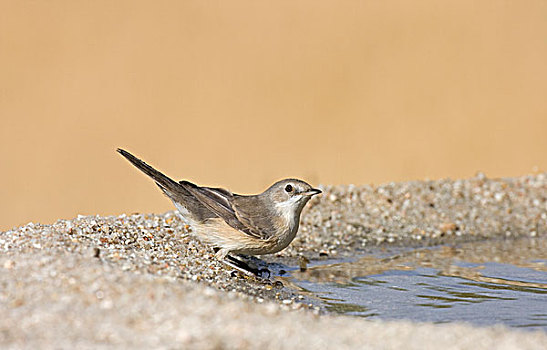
<box><xmin>178</xmin><ymin>181</ymin><xmax>267</xmax><ymax>239</ymax></box>
<box><xmin>231</xmin><ymin>195</ymin><xmax>277</xmax><ymax>241</ymax></box>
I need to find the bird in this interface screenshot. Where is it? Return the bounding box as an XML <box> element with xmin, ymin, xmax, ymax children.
<box><xmin>117</xmin><ymin>148</ymin><xmax>321</xmax><ymax>276</ymax></box>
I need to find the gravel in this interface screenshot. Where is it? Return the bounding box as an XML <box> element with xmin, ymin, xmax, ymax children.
<box><xmin>292</xmin><ymin>172</ymin><xmax>546</xmax><ymax>257</ymax></box>
<box><xmin>1</xmin><ymin>173</ymin><xmax>546</xmax><ymax>349</ymax></box>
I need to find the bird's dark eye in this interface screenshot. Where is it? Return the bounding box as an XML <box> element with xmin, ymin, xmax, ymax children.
<box><xmin>285</xmin><ymin>184</ymin><xmax>293</xmax><ymax>193</ymax></box>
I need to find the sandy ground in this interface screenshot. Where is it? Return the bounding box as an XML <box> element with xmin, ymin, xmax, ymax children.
<box><xmin>1</xmin><ymin>173</ymin><xmax>546</xmax><ymax>349</ymax></box>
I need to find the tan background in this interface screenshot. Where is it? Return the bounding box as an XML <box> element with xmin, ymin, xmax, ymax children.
<box><xmin>1</xmin><ymin>1</ymin><xmax>546</xmax><ymax>230</ymax></box>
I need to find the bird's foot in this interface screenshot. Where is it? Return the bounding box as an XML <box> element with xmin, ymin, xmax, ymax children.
<box><xmin>222</xmin><ymin>255</ymin><xmax>271</xmax><ymax>280</ymax></box>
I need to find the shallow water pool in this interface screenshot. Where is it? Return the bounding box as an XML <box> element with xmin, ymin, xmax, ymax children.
<box><xmin>283</xmin><ymin>237</ymin><xmax>546</xmax><ymax>330</ymax></box>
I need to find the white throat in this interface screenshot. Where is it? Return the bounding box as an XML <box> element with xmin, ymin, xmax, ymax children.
<box><xmin>275</xmin><ymin>196</ymin><xmax>304</xmax><ymax>232</ymax></box>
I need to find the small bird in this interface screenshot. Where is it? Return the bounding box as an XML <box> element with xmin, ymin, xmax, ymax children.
<box><xmin>117</xmin><ymin>148</ymin><xmax>321</xmax><ymax>275</ymax></box>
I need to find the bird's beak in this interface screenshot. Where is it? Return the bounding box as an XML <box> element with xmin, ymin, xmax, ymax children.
<box><xmin>303</xmin><ymin>188</ymin><xmax>322</xmax><ymax>197</ymax></box>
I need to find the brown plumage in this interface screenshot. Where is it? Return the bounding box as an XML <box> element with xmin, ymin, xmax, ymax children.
<box><xmin>117</xmin><ymin>149</ymin><xmax>321</xmax><ymax>261</ymax></box>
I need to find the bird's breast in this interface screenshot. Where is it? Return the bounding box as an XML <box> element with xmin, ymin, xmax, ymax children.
<box><xmin>271</xmin><ymin>204</ymin><xmax>302</xmax><ymax>251</ymax></box>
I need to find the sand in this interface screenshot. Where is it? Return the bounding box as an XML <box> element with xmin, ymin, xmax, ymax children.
<box><xmin>1</xmin><ymin>173</ymin><xmax>546</xmax><ymax>349</ymax></box>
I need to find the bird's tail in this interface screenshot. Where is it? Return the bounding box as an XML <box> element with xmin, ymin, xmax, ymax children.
<box><xmin>117</xmin><ymin>148</ymin><xmax>181</xmax><ymax>195</ymax></box>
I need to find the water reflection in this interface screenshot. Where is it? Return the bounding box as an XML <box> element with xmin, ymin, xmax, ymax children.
<box><xmin>285</xmin><ymin>237</ymin><xmax>546</xmax><ymax>330</ymax></box>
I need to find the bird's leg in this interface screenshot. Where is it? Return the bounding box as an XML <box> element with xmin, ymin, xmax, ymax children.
<box><xmin>224</xmin><ymin>255</ymin><xmax>262</xmax><ymax>276</ymax></box>
<box><xmin>213</xmin><ymin>248</ymin><xmax>270</xmax><ymax>278</ymax></box>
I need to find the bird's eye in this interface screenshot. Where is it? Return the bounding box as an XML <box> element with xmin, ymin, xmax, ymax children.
<box><xmin>285</xmin><ymin>184</ymin><xmax>293</xmax><ymax>193</ymax></box>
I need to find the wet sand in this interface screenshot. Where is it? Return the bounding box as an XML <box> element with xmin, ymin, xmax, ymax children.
<box><xmin>1</xmin><ymin>174</ymin><xmax>546</xmax><ymax>349</ymax></box>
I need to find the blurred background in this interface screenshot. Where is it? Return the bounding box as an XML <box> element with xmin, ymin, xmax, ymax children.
<box><xmin>1</xmin><ymin>1</ymin><xmax>546</xmax><ymax>230</ymax></box>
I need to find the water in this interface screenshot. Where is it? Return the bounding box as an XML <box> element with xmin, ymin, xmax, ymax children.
<box><xmin>283</xmin><ymin>237</ymin><xmax>547</xmax><ymax>331</ymax></box>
